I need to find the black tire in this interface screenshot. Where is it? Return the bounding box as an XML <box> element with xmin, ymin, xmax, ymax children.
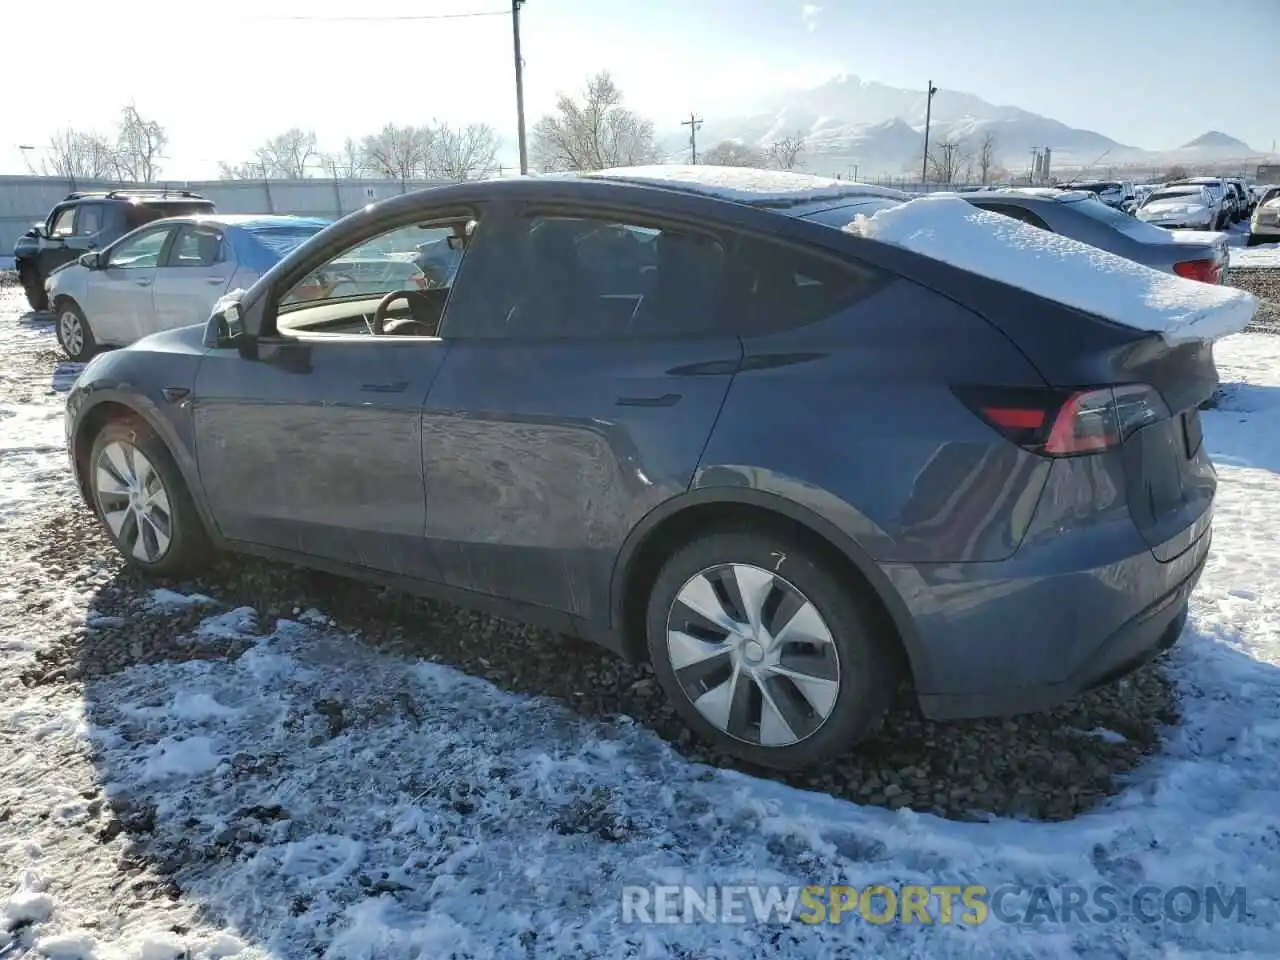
<box><xmin>645</xmin><ymin>530</ymin><xmax>898</xmax><ymax>770</ymax></box>
<box><xmin>19</xmin><ymin>263</ymin><xmax>48</xmax><ymax>313</ymax></box>
<box><xmin>54</xmin><ymin>300</ymin><xmax>97</xmax><ymax>362</ymax></box>
<box><xmin>88</xmin><ymin>417</ymin><xmax>212</xmax><ymax>577</ymax></box>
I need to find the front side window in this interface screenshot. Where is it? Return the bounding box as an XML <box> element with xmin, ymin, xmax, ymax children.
<box><xmin>107</xmin><ymin>226</ymin><xmax>173</xmax><ymax>269</ymax></box>
<box><xmin>281</xmin><ymin>219</ymin><xmax>471</xmax><ymax>308</ymax></box>
<box><xmin>50</xmin><ymin>207</ymin><xmax>76</xmax><ymax>237</ymax></box>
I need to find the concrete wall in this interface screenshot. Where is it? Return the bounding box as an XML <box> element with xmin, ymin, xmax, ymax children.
<box><xmin>1</xmin><ymin>175</ymin><xmax>453</xmax><ymax>260</ymax></box>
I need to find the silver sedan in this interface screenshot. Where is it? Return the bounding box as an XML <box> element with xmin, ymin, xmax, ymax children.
<box><xmin>46</xmin><ymin>214</ymin><xmax>329</xmax><ymax>361</ymax></box>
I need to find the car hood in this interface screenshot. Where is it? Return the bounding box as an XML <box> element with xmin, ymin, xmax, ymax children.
<box><xmin>126</xmin><ymin>321</ymin><xmax>211</xmax><ymax>358</ymax></box>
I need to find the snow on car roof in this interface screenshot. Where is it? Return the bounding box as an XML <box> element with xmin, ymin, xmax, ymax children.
<box><xmin>584</xmin><ymin>165</ymin><xmax>911</xmax><ymax>206</ymax></box>
<box><xmin>844</xmin><ymin>194</ymin><xmax>1256</xmax><ymax>345</ymax></box>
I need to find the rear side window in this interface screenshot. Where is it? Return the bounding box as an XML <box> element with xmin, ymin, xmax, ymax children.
<box><xmin>461</xmin><ymin>213</ymin><xmax>730</xmax><ymax>339</ymax></box>
<box><xmin>728</xmin><ymin>233</ymin><xmax>888</xmax><ymax>336</ymax></box>
<box><xmin>75</xmin><ymin>204</ymin><xmax>103</xmax><ymax>236</ymax></box>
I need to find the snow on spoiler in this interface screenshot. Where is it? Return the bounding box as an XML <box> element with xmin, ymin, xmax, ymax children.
<box><xmin>845</xmin><ymin>194</ymin><xmax>1258</xmax><ymax>345</ymax></box>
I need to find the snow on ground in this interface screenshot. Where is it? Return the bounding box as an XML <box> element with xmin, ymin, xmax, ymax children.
<box><xmin>1</xmin><ymin>287</ymin><xmax>1279</xmax><ymax>957</ymax></box>
<box><xmin>848</xmin><ymin>194</ymin><xmax>1259</xmax><ymax>344</ymax></box>
<box><xmin>1230</xmin><ymin>244</ymin><xmax>1280</xmax><ymax>269</ymax></box>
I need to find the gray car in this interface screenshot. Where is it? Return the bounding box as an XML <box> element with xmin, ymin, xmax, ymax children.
<box><xmin>801</xmin><ymin>187</ymin><xmax>1230</xmax><ymax>285</ymax></box>
<box><xmin>47</xmin><ymin>215</ymin><xmax>330</xmax><ymax>361</ymax></box>
<box><xmin>64</xmin><ymin>170</ymin><xmax>1217</xmax><ymax>769</ymax></box>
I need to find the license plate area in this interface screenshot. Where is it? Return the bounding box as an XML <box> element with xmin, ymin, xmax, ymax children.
<box><xmin>1182</xmin><ymin>409</ymin><xmax>1203</xmax><ymax>458</ymax></box>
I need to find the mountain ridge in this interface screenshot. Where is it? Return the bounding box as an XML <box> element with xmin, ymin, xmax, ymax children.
<box><xmin>663</xmin><ymin>75</ymin><xmax>1267</xmax><ymax>177</ymax></box>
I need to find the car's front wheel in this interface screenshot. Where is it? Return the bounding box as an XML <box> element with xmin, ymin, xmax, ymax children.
<box><xmin>88</xmin><ymin>418</ymin><xmax>211</xmax><ymax>576</ymax></box>
<box><xmin>19</xmin><ymin>263</ymin><xmax>48</xmax><ymax>313</ymax></box>
<box><xmin>55</xmin><ymin>301</ymin><xmax>97</xmax><ymax>362</ymax></box>
<box><xmin>646</xmin><ymin>530</ymin><xmax>897</xmax><ymax>770</ymax></box>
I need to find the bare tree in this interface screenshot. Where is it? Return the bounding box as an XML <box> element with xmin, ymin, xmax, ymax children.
<box><xmin>765</xmin><ymin>131</ymin><xmax>806</xmax><ymax>170</ymax></box>
<box><xmin>254</xmin><ymin>128</ymin><xmax>320</xmax><ymax>179</ymax></box>
<box><xmin>362</xmin><ymin>123</ymin><xmax>434</xmax><ymax>181</ymax></box>
<box><xmin>428</xmin><ymin>122</ymin><xmax>500</xmax><ymax>180</ymax></box>
<box><xmin>927</xmin><ymin>137</ymin><xmax>968</xmax><ymax>185</ymax></box>
<box><xmin>701</xmin><ymin>140</ymin><xmax>766</xmax><ymax>167</ymax></box>
<box><xmin>530</xmin><ymin>72</ymin><xmax>658</xmax><ymax>172</ymax></box>
<box><xmin>977</xmin><ymin>130</ymin><xmax>998</xmax><ymax>185</ymax></box>
<box><xmin>1165</xmin><ymin>164</ymin><xmax>1190</xmax><ymax>181</ymax></box>
<box><xmin>39</xmin><ymin>128</ymin><xmax>117</xmax><ymax>180</ymax></box>
<box><xmin>216</xmin><ymin>161</ymin><xmax>262</xmax><ymax>181</ymax></box>
<box><xmin>325</xmin><ymin>138</ymin><xmax>368</xmax><ymax>178</ymax></box>
<box><xmin>113</xmin><ymin>104</ymin><xmax>167</xmax><ymax>182</ymax></box>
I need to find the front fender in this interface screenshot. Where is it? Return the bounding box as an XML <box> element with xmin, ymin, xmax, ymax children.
<box><xmin>66</xmin><ymin>353</ymin><xmax>221</xmax><ymax>544</ymax></box>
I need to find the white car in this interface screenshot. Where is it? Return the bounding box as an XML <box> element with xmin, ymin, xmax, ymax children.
<box><xmin>46</xmin><ymin>214</ymin><xmax>329</xmax><ymax>361</ymax></box>
<box><xmin>1135</xmin><ymin>185</ymin><xmax>1219</xmax><ymax>231</ymax></box>
<box><xmin>1249</xmin><ymin>185</ymin><xmax>1280</xmax><ymax>247</ymax></box>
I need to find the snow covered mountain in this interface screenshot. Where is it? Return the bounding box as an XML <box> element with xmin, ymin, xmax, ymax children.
<box><xmin>662</xmin><ymin>74</ymin><xmax>1265</xmax><ymax>177</ymax></box>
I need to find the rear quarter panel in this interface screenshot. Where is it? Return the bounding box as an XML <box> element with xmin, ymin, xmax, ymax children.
<box><xmin>695</xmin><ymin>276</ymin><xmax>1053</xmax><ymax>563</ymax></box>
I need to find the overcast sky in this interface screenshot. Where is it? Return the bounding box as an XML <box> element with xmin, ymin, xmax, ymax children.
<box><xmin>6</xmin><ymin>0</ymin><xmax>1277</xmax><ymax>178</ymax></box>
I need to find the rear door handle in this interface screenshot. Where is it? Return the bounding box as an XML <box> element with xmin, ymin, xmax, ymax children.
<box><xmin>616</xmin><ymin>393</ymin><xmax>681</xmax><ymax>407</ymax></box>
<box><xmin>135</xmin><ymin>278</ymin><xmax>152</xmax><ymax>287</ymax></box>
<box><xmin>204</xmin><ymin>276</ymin><xmax>225</xmax><ymax>285</ymax></box>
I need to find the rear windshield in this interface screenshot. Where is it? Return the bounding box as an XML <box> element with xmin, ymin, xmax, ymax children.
<box><xmin>798</xmin><ymin>198</ymin><xmax>904</xmax><ymax>228</ymax></box>
<box><xmin>1147</xmin><ymin>188</ymin><xmax>1206</xmax><ymax>203</ymax></box>
<box><xmin>1074</xmin><ymin>182</ymin><xmax>1122</xmax><ymax>194</ymax></box>
<box><xmin>124</xmin><ymin>201</ymin><xmax>215</xmax><ymax>229</ymax></box>
<box><xmin>246</xmin><ymin>225</ymin><xmax>326</xmax><ymax>259</ymax></box>
<box><xmin>1065</xmin><ymin>196</ymin><xmax>1171</xmax><ymax>241</ymax></box>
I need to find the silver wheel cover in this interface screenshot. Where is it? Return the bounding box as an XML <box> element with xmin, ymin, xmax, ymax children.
<box><xmin>93</xmin><ymin>440</ymin><xmax>174</xmax><ymax>563</ymax></box>
<box><xmin>60</xmin><ymin>311</ymin><xmax>84</xmax><ymax>356</ymax></box>
<box><xmin>666</xmin><ymin>563</ymin><xmax>842</xmax><ymax>748</ymax></box>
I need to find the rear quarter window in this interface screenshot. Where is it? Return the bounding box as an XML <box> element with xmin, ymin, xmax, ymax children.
<box><xmin>728</xmin><ymin>232</ymin><xmax>890</xmax><ymax>336</ymax></box>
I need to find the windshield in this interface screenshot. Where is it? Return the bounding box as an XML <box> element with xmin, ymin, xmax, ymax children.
<box><xmin>1067</xmin><ymin>196</ymin><xmax>1173</xmax><ymax>241</ymax></box>
<box><xmin>246</xmin><ymin>225</ymin><xmax>326</xmax><ymax>259</ymax></box>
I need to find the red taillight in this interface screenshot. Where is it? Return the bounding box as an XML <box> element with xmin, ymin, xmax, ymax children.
<box><xmin>1173</xmin><ymin>258</ymin><xmax>1221</xmax><ymax>284</ymax></box>
<box><xmin>954</xmin><ymin>384</ymin><xmax>1169</xmax><ymax>457</ymax></box>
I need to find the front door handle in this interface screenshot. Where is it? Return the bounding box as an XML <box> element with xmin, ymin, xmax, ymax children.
<box><xmin>616</xmin><ymin>393</ymin><xmax>681</xmax><ymax>407</ymax></box>
<box><xmin>204</xmin><ymin>276</ymin><xmax>225</xmax><ymax>285</ymax></box>
<box><xmin>135</xmin><ymin>278</ymin><xmax>152</xmax><ymax>287</ymax></box>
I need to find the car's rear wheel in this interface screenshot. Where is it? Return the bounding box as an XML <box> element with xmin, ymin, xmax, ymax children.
<box><xmin>645</xmin><ymin>531</ymin><xmax>897</xmax><ymax>770</ymax></box>
<box><xmin>19</xmin><ymin>264</ymin><xmax>48</xmax><ymax>313</ymax></box>
<box><xmin>88</xmin><ymin>418</ymin><xmax>211</xmax><ymax>576</ymax></box>
<box><xmin>56</xmin><ymin>301</ymin><xmax>97</xmax><ymax>362</ymax></box>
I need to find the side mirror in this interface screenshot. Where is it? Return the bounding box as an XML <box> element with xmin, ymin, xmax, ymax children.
<box><xmin>204</xmin><ymin>300</ymin><xmax>257</xmax><ymax>357</ymax></box>
<box><xmin>78</xmin><ymin>252</ymin><xmax>101</xmax><ymax>270</ymax></box>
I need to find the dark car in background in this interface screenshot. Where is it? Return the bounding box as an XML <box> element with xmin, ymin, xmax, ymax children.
<box><xmin>64</xmin><ymin>169</ymin><xmax>1221</xmax><ymax>769</ymax></box>
<box><xmin>12</xmin><ymin>189</ymin><xmax>215</xmax><ymax>312</ymax></box>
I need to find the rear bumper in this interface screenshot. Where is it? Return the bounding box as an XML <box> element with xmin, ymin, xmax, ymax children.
<box><xmin>886</xmin><ymin>508</ymin><xmax>1212</xmax><ymax>721</ymax></box>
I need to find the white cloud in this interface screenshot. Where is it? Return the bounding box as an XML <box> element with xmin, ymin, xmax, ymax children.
<box><xmin>801</xmin><ymin>3</ymin><xmax>821</xmax><ymax>32</ymax></box>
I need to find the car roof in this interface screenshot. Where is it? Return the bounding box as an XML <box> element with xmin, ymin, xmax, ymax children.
<box><xmin>148</xmin><ymin>214</ymin><xmax>331</xmax><ymax>230</ymax></box>
<box><xmin>574</xmin><ymin>165</ymin><xmax>912</xmax><ymax>209</ymax></box>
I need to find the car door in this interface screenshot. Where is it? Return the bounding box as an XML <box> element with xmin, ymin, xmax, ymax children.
<box><xmin>420</xmin><ymin>205</ymin><xmax>743</xmax><ymax>622</ymax></box>
<box><xmin>90</xmin><ymin>223</ymin><xmax>175</xmax><ymax>343</ymax></box>
<box><xmin>36</xmin><ymin>205</ymin><xmax>80</xmax><ymax>278</ymax></box>
<box><xmin>152</xmin><ymin>223</ymin><xmax>236</xmax><ymax>333</ymax></box>
<box><xmin>193</xmin><ymin>214</ymin><xmax>466</xmax><ymax>580</ymax></box>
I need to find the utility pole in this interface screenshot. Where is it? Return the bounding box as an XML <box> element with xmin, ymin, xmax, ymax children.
<box><xmin>512</xmin><ymin>0</ymin><xmax>529</xmax><ymax>175</ymax></box>
<box><xmin>681</xmin><ymin>112</ymin><xmax>703</xmax><ymax>164</ymax></box>
<box><xmin>920</xmin><ymin>80</ymin><xmax>938</xmax><ymax>185</ymax></box>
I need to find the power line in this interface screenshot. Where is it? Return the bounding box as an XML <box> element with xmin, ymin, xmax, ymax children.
<box><xmin>252</xmin><ymin>9</ymin><xmax>508</xmax><ymax>21</ymax></box>
<box><xmin>681</xmin><ymin>112</ymin><xmax>703</xmax><ymax>165</ymax></box>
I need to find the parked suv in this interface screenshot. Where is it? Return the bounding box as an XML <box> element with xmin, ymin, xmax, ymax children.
<box><xmin>12</xmin><ymin>189</ymin><xmax>215</xmax><ymax>312</ymax></box>
<box><xmin>65</xmin><ymin>169</ymin><xmax>1227</xmax><ymax>769</ymax></box>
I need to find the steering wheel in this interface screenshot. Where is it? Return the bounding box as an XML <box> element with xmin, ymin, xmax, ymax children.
<box><xmin>372</xmin><ymin>289</ymin><xmax>437</xmax><ymax>336</ymax></box>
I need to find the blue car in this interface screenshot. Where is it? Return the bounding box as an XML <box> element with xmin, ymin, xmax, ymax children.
<box><xmin>63</xmin><ymin>168</ymin><xmax>1223</xmax><ymax>769</ymax></box>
